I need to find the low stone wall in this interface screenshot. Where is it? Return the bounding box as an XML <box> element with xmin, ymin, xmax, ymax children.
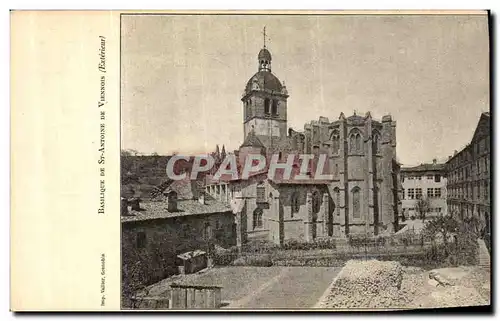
<box><xmin>315</xmin><ymin>259</ymin><xmax>405</xmax><ymax>309</ymax></box>
<box><xmin>130</xmin><ymin>296</ymin><xmax>170</xmax><ymax>309</ymax></box>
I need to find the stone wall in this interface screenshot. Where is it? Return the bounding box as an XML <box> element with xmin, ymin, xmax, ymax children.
<box><xmin>122</xmin><ymin>211</ymin><xmax>236</xmax><ymax>287</ymax></box>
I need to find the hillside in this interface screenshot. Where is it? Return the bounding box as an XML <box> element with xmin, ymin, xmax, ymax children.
<box><xmin>120</xmin><ymin>155</ymin><xmax>203</xmax><ymax>200</ymax></box>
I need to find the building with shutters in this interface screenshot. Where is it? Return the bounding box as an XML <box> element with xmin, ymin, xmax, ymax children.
<box><xmin>400</xmin><ymin>160</ymin><xmax>447</xmax><ymax>220</ymax></box>
<box><xmin>446</xmin><ymin>112</ymin><xmax>490</xmax><ymax>237</ymax></box>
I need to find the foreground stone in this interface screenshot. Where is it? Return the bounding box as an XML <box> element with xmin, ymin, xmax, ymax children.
<box><xmin>315</xmin><ymin>259</ymin><xmax>406</xmax><ymax>309</ymax></box>
<box><xmin>315</xmin><ymin>261</ymin><xmax>490</xmax><ymax>310</ymax></box>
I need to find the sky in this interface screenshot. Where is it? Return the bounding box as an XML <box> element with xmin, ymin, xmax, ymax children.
<box><xmin>121</xmin><ymin>14</ymin><xmax>489</xmax><ymax>166</ymax></box>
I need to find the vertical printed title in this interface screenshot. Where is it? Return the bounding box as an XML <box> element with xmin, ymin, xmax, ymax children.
<box><xmin>98</xmin><ymin>35</ymin><xmax>107</xmax><ymax>215</ymax></box>
<box><xmin>97</xmin><ymin>35</ymin><xmax>107</xmax><ymax>307</ymax></box>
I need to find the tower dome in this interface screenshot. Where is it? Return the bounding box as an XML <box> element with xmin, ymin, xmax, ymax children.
<box><xmin>244</xmin><ymin>46</ymin><xmax>285</xmax><ymax>95</ymax></box>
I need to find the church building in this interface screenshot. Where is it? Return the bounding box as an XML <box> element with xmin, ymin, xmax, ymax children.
<box><xmin>205</xmin><ymin>41</ymin><xmax>401</xmax><ymax>245</ymax></box>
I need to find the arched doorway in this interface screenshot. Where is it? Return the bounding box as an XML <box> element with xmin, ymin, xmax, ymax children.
<box><xmin>328</xmin><ymin>196</ymin><xmax>335</xmax><ymax>237</ymax></box>
<box><xmin>253</xmin><ymin>208</ymin><xmax>263</xmax><ymax>230</ymax></box>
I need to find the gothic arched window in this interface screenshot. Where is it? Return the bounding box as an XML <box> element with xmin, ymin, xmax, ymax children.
<box><xmin>330</xmin><ymin>130</ymin><xmax>340</xmax><ymax>154</ymax></box>
<box><xmin>246</xmin><ymin>99</ymin><xmax>252</xmax><ymax>118</ymax></box>
<box><xmin>253</xmin><ymin>208</ymin><xmax>263</xmax><ymax>229</ymax></box>
<box><xmin>372</xmin><ymin>130</ymin><xmax>381</xmax><ymax>154</ymax></box>
<box><xmin>349</xmin><ymin>129</ymin><xmax>363</xmax><ymax>154</ymax></box>
<box><xmin>352</xmin><ymin>187</ymin><xmax>361</xmax><ymax>219</ymax></box>
<box><xmin>334</xmin><ymin>187</ymin><xmax>341</xmax><ymax>216</ymax></box>
<box><xmin>355</xmin><ymin>134</ymin><xmax>361</xmax><ymax>152</ymax></box>
<box><xmin>264</xmin><ymin>98</ymin><xmax>271</xmax><ymax>115</ymax></box>
<box><xmin>349</xmin><ymin>134</ymin><xmax>355</xmax><ymax>153</ymax></box>
<box><xmin>256</xmin><ymin>182</ymin><xmax>266</xmax><ymax>203</ymax></box>
<box><xmin>291</xmin><ymin>192</ymin><xmax>300</xmax><ymax>217</ymax></box>
<box><xmin>312</xmin><ymin>191</ymin><xmax>321</xmax><ymax>214</ymax></box>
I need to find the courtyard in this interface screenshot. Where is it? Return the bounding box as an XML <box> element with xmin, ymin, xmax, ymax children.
<box><xmin>141</xmin><ymin>266</ymin><xmax>341</xmax><ymax>309</ymax></box>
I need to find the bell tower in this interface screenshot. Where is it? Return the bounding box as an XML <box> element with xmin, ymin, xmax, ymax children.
<box><xmin>241</xmin><ymin>28</ymin><xmax>289</xmax><ymax>152</ymax></box>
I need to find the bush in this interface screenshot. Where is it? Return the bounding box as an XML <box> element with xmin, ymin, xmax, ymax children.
<box><xmin>348</xmin><ymin>235</ymin><xmax>389</xmax><ymax>248</ymax></box>
<box><xmin>452</xmin><ymin>225</ymin><xmax>479</xmax><ymax>265</ymax></box>
<box><xmin>484</xmin><ymin>233</ymin><xmax>491</xmax><ymax>253</ymax></box>
<box><xmin>273</xmin><ymin>256</ymin><xmax>348</xmax><ymax>267</ymax></box>
<box><xmin>348</xmin><ymin>234</ymin><xmax>369</xmax><ymax>248</ymax></box>
<box><xmin>241</xmin><ymin>240</ymin><xmax>279</xmax><ymax>254</ymax></box>
<box><xmin>282</xmin><ymin>238</ymin><xmax>337</xmax><ymax>250</ymax></box>
<box><xmin>421</xmin><ymin>215</ymin><xmax>478</xmax><ymax>267</ymax></box>
<box><xmin>232</xmin><ymin>254</ymin><xmax>273</xmax><ymax>267</ymax></box>
<box><xmin>212</xmin><ymin>245</ymin><xmax>239</xmax><ymax>266</ymax></box>
<box><xmin>214</xmin><ymin>252</ymin><xmax>238</xmax><ymax>266</ymax></box>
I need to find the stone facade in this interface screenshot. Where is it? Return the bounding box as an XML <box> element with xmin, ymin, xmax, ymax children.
<box><xmin>121</xmin><ymin>198</ymin><xmax>236</xmax><ymax>284</ymax></box>
<box><xmin>291</xmin><ymin>113</ymin><xmax>400</xmax><ymax>236</ymax></box>
<box><xmin>446</xmin><ymin>112</ymin><xmax>490</xmax><ymax>235</ymax></box>
<box><xmin>206</xmin><ymin>45</ymin><xmax>401</xmax><ymax>244</ymax></box>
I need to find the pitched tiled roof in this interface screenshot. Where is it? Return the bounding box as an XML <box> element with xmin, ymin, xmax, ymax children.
<box><xmin>121</xmin><ymin>198</ymin><xmax>231</xmax><ymax>223</ymax></box>
<box><xmin>401</xmin><ymin>163</ymin><xmax>446</xmax><ymax>173</ymax></box>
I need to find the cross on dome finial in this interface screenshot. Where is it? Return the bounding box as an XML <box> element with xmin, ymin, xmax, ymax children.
<box><xmin>257</xmin><ymin>28</ymin><xmax>272</xmax><ymax>72</ymax></box>
<box><xmin>262</xmin><ymin>26</ymin><xmax>267</xmax><ymax>48</ymax></box>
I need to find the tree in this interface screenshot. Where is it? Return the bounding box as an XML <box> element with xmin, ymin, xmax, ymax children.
<box><xmin>415</xmin><ymin>197</ymin><xmax>431</xmax><ymax>223</ymax></box>
<box><xmin>463</xmin><ymin>215</ymin><xmax>481</xmax><ymax>238</ymax></box>
<box><xmin>121</xmin><ymin>149</ymin><xmax>139</xmax><ymax>156</ymax></box>
<box><xmin>423</xmin><ymin>215</ymin><xmax>459</xmax><ymax>254</ymax></box>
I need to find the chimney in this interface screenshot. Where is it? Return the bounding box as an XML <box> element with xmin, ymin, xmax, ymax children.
<box><xmin>130</xmin><ymin>197</ymin><xmax>141</xmax><ymax>211</ymax></box>
<box><xmin>448</xmin><ymin>156</ymin><xmax>452</xmax><ymax>160</ymax></box>
<box><xmin>454</xmin><ymin>150</ymin><xmax>458</xmax><ymax>155</ymax></box>
<box><xmin>121</xmin><ymin>197</ymin><xmax>129</xmax><ymax>216</ymax></box>
<box><xmin>166</xmin><ymin>191</ymin><xmax>178</xmax><ymax>212</ymax></box>
<box><xmin>199</xmin><ymin>191</ymin><xmax>206</xmax><ymax>205</ymax></box>
<box><xmin>433</xmin><ymin>158</ymin><xmax>437</xmax><ymax>165</ymax></box>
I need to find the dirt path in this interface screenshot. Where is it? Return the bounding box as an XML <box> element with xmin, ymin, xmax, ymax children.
<box><xmin>224</xmin><ymin>267</ymin><xmax>340</xmax><ymax>309</ymax></box>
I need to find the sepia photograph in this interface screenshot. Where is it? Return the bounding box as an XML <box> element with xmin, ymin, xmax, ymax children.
<box><xmin>119</xmin><ymin>12</ymin><xmax>491</xmax><ymax>310</ymax></box>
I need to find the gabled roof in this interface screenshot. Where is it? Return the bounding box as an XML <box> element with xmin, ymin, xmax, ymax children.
<box><xmin>446</xmin><ymin>111</ymin><xmax>490</xmax><ymax>164</ymax></box>
<box><xmin>471</xmin><ymin>112</ymin><xmax>491</xmax><ymax>143</ymax></box>
<box><xmin>241</xmin><ymin>130</ymin><xmax>265</xmax><ymax>148</ymax></box>
<box><xmin>121</xmin><ymin>198</ymin><xmax>232</xmax><ymax>223</ymax></box>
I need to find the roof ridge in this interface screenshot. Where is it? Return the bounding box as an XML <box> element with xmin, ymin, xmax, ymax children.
<box><xmin>241</xmin><ymin>130</ymin><xmax>265</xmax><ymax>148</ymax></box>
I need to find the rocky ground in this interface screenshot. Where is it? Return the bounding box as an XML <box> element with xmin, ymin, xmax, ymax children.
<box><xmin>315</xmin><ymin>260</ymin><xmax>490</xmax><ymax>310</ymax></box>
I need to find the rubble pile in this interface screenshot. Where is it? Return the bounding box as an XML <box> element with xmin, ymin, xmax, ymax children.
<box><xmin>316</xmin><ymin>260</ymin><xmax>411</xmax><ymax>309</ymax></box>
<box><xmin>430</xmin><ymin>286</ymin><xmax>486</xmax><ymax>307</ymax></box>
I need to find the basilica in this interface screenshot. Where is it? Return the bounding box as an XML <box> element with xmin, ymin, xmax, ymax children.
<box><xmin>205</xmin><ymin>44</ymin><xmax>402</xmax><ymax>245</ymax></box>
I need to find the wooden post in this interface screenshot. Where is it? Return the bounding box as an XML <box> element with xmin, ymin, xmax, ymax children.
<box><xmin>214</xmin><ymin>288</ymin><xmax>221</xmax><ymax>308</ymax></box>
<box><xmin>186</xmin><ymin>288</ymin><xmax>196</xmax><ymax>308</ymax></box>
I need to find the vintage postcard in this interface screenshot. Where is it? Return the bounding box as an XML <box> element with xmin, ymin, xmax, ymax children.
<box><xmin>11</xmin><ymin>10</ymin><xmax>491</xmax><ymax>311</ymax></box>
